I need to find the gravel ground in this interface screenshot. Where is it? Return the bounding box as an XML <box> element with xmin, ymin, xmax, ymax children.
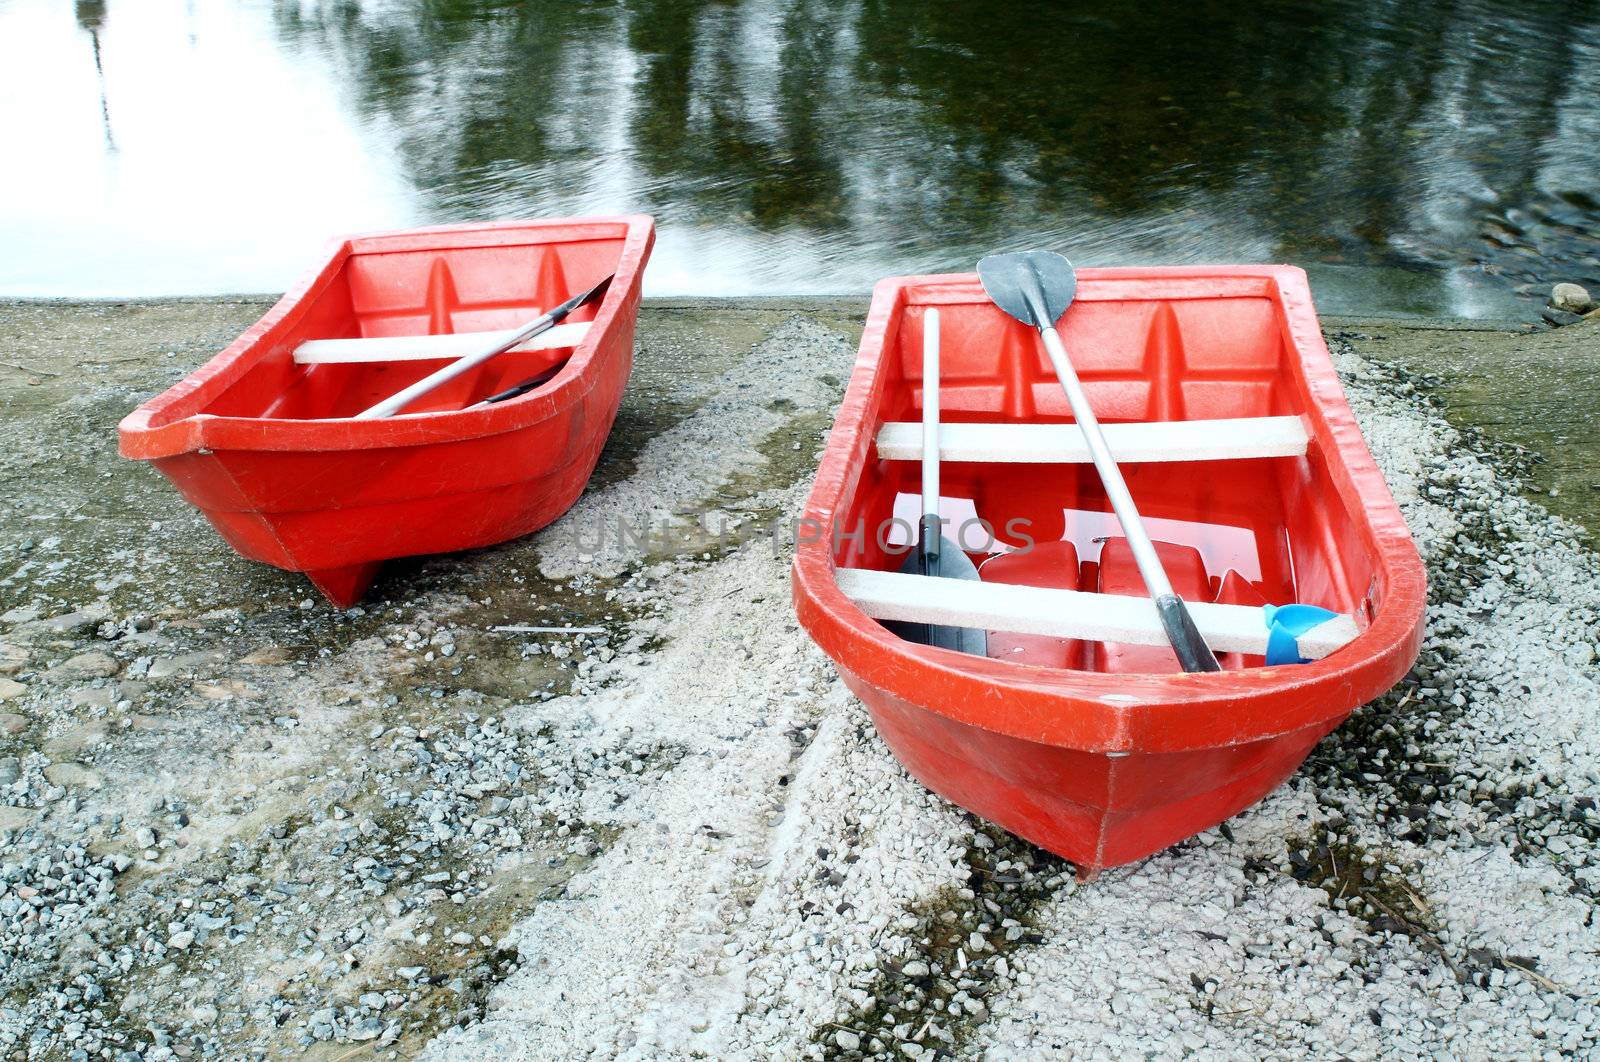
<box><xmin>0</xmin><ymin>300</ymin><xmax>1595</xmax><ymax>1060</ymax></box>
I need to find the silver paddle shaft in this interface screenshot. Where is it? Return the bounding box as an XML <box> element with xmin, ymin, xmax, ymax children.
<box><xmin>921</xmin><ymin>308</ymin><xmax>942</xmax><ymax>559</ymax></box>
<box><xmin>354</xmin><ymin>310</ymin><xmax>562</xmax><ymax>420</ymax></box>
<box><xmin>1031</xmin><ymin>314</ymin><xmax>1175</xmax><ymax>601</ymax></box>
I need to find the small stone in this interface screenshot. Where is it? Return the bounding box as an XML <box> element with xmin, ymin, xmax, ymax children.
<box><xmin>836</xmin><ymin>1029</ymin><xmax>861</xmax><ymax>1051</ymax></box>
<box><xmin>168</xmin><ymin>930</ymin><xmax>195</xmax><ymax>950</ymax></box>
<box><xmin>449</xmin><ymin>931</ymin><xmax>473</xmax><ymax>946</ymax></box>
<box><xmin>238</xmin><ymin>646</ymin><xmax>293</xmax><ymax>665</ymax></box>
<box><xmin>350</xmin><ymin>1018</ymin><xmax>385</xmax><ymax>1041</ymax></box>
<box><xmin>70</xmin><ymin>686</ymin><xmax>116</xmax><ymax>709</ymax></box>
<box><xmin>1551</xmin><ymin>282</ymin><xmax>1594</xmax><ymax>314</ymax></box>
<box><xmin>32</xmin><ymin>608</ymin><xmax>105</xmax><ymax>636</ymax></box>
<box><xmin>902</xmin><ymin>960</ymin><xmax>930</xmax><ymax>978</ymax></box>
<box><xmin>0</xmin><ymin>644</ymin><xmax>27</xmax><ymax>674</ymax></box>
<box><xmin>0</xmin><ymin>757</ymin><xmax>19</xmax><ymax>785</ymax></box>
<box><xmin>0</xmin><ymin>678</ymin><xmax>26</xmax><ymax>702</ymax></box>
<box><xmin>44</xmin><ymin>762</ymin><xmax>103</xmax><ymax>789</ymax></box>
<box><xmin>0</xmin><ymin>713</ymin><xmax>24</xmax><ymax>736</ymax></box>
<box><xmin>48</xmin><ymin>650</ymin><xmax>119</xmax><ymax>680</ymax></box>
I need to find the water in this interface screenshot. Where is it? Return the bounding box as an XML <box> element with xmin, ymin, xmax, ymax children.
<box><xmin>3</xmin><ymin>0</ymin><xmax>1598</xmax><ymax>315</ymax></box>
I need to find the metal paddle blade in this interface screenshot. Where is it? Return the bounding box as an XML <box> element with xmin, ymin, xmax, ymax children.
<box><xmin>978</xmin><ymin>251</ymin><xmax>1077</xmax><ymax>327</ymax></box>
<box><xmin>887</xmin><ymin>537</ymin><xmax>989</xmax><ymax>655</ymax></box>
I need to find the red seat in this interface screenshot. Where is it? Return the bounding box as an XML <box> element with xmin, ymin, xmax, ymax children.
<box><xmin>1095</xmin><ymin>538</ymin><xmax>1211</xmax><ymax>674</ymax></box>
<box><xmin>981</xmin><ymin>541</ymin><xmax>1085</xmax><ymax>669</ymax></box>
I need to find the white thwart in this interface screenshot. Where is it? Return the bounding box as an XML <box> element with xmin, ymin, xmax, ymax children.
<box><xmin>293</xmin><ymin>321</ymin><xmax>590</xmax><ymax>364</ymax></box>
<box><xmin>835</xmin><ymin>566</ymin><xmax>1358</xmax><ymax>658</ymax></box>
<box><xmin>873</xmin><ymin>414</ymin><xmax>1310</xmax><ymax>463</ymax></box>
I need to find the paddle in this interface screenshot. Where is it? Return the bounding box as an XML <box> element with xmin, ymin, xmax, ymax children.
<box><xmin>472</xmin><ymin>361</ymin><xmax>569</xmax><ymax>406</ymax></box>
<box><xmin>977</xmin><ymin>251</ymin><xmax>1221</xmax><ymax>673</ymax></box>
<box><xmin>353</xmin><ymin>274</ymin><xmax>612</xmax><ymax>419</ymax></box>
<box><xmin>886</xmin><ymin>308</ymin><xmax>988</xmax><ymax>655</ymax></box>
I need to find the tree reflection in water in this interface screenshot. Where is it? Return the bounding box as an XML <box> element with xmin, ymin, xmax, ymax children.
<box><xmin>263</xmin><ymin>0</ymin><xmax>1599</xmax><ymax>304</ymax></box>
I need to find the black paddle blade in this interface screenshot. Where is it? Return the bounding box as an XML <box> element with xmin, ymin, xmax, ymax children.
<box><xmin>550</xmin><ymin>273</ymin><xmax>614</xmax><ymax>323</ymax></box>
<box><xmin>977</xmin><ymin>251</ymin><xmax>1077</xmax><ymax>327</ymax></box>
<box><xmin>888</xmin><ymin>536</ymin><xmax>988</xmax><ymax>656</ymax></box>
<box><xmin>476</xmin><ymin>361</ymin><xmax>569</xmax><ymax>406</ymax></box>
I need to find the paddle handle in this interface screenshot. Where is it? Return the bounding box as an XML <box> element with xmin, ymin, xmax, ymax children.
<box><xmin>921</xmin><ymin>308</ymin><xmax>942</xmax><ymax>562</ymax></box>
<box><xmin>1032</xmin><ymin>312</ymin><xmax>1221</xmax><ymax>673</ymax></box>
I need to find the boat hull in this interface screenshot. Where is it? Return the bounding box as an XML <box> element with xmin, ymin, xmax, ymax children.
<box><xmin>791</xmin><ymin>265</ymin><xmax>1426</xmax><ymax>875</ymax></box>
<box><xmin>119</xmin><ymin>217</ymin><xmax>654</xmax><ymax>606</ymax></box>
<box><xmin>842</xmin><ymin>668</ymin><xmax>1336</xmax><ymax>873</ymax></box>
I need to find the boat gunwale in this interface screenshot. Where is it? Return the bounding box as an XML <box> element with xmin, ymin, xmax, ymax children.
<box><xmin>791</xmin><ymin>265</ymin><xmax>1428</xmax><ymax>755</ymax></box>
<box><xmin>117</xmin><ymin>215</ymin><xmax>655</xmax><ymax>459</ymax></box>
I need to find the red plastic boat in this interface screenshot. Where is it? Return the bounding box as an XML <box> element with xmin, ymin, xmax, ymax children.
<box><xmin>791</xmin><ymin>266</ymin><xmax>1425</xmax><ymax>875</ymax></box>
<box><xmin>120</xmin><ymin>217</ymin><xmax>654</xmax><ymax>606</ymax></box>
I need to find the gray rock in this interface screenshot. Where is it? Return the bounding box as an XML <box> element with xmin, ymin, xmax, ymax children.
<box><xmin>145</xmin><ymin>651</ymin><xmax>225</xmax><ymax>681</ymax></box>
<box><xmin>1551</xmin><ymin>282</ymin><xmax>1594</xmax><ymax>314</ymax></box>
<box><xmin>0</xmin><ymin>643</ymin><xmax>26</xmax><ymax>674</ymax></box>
<box><xmin>1543</xmin><ymin>307</ymin><xmax>1586</xmax><ymax>328</ymax></box>
<box><xmin>350</xmin><ymin>1017</ymin><xmax>385</xmax><ymax>1041</ymax></box>
<box><xmin>0</xmin><ymin>677</ymin><xmax>26</xmax><ymax>702</ymax></box>
<box><xmin>44</xmin><ymin>763</ymin><xmax>103</xmax><ymax>790</ymax></box>
<box><xmin>48</xmin><ymin>651</ymin><xmax>119</xmax><ymax>680</ymax></box>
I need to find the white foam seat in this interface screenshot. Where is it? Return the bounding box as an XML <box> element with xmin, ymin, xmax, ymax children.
<box><xmin>834</xmin><ymin>567</ymin><xmax>1357</xmax><ymax>660</ymax></box>
<box><xmin>293</xmin><ymin>321</ymin><xmax>591</xmax><ymax>364</ymax></box>
<box><xmin>873</xmin><ymin>415</ymin><xmax>1310</xmax><ymax>464</ymax></box>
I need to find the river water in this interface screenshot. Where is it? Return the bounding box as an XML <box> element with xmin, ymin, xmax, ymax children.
<box><xmin>3</xmin><ymin>0</ymin><xmax>1598</xmax><ymax>315</ymax></box>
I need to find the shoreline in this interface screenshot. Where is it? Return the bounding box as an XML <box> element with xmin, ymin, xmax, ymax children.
<box><xmin>2</xmin><ymin>295</ymin><xmax>1591</xmax><ymax>533</ymax></box>
<box><xmin>0</xmin><ymin>291</ymin><xmax>1544</xmax><ymax>329</ymax></box>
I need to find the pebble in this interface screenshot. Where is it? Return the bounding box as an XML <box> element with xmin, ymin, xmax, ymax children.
<box><xmin>1550</xmin><ymin>282</ymin><xmax>1594</xmax><ymax>315</ymax></box>
<box><xmin>47</xmin><ymin>650</ymin><xmax>120</xmax><ymax>680</ymax></box>
<box><xmin>0</xmin><ymin>677</ymin><xmax>26</xmax><ymax>702</ymax></box>
<box><xmin>43</xmin><ymin>762</ymin><xmax>104</xmax><ymax>789</ymax></box>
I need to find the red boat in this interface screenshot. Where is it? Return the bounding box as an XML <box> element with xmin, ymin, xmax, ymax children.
<box><xmin>791</xmin><ymin>266</ymin><xmax>1425</xmax><ymax>875</ymax></box>
<box><xmin>119</xmin><ymin>216</ymin><xmax>654</xmax><ymax>606</ymax></box>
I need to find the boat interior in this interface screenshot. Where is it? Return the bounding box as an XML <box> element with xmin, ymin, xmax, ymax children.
<box><xmin>835</xmin><ymin>288</ymin><xmax>1384</xmax><ymax>675</ymax></box>
<box><xmin>169</xmin><ymin>232</ymin><xmax>628</xmax><ymax>422</ymax></box>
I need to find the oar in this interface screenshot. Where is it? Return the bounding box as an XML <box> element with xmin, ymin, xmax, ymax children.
<box><xmin>472</xmin><ymin>360</ymin><xmax>569</xmax><ymax>406</ymax></box>
<box><xmin>978</xmin><ymin>251</ymin><xmax>1220</xmax><ymax>673</ymax></box>
<box><xmin>353</xmin><ymin>274</ymin><xmax>612</xmax><ymax>419</ymax></box>
<box><xmin>886</xmin><ymin>307</ymin><xmax>988</xmax><ymax>655</ymax></box>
